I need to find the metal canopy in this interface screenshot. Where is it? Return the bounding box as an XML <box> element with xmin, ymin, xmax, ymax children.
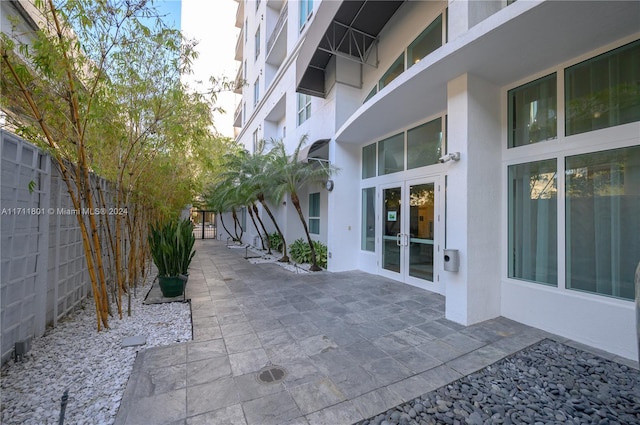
<box><xmin>297</xmin><ymin>139</ymin><xmax>330</xmax><ymax>163</ymax></box>
<box><xmin>298</xmin><ymin>0</ymin><xmax>405</xmax><ymax>98</ymax></box>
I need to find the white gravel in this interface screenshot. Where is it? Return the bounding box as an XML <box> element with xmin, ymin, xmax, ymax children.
<box><xmin>0</xmin><ymin>280</ymin><xmax>192</xmax><ymax>425</ymax></box>
<box><xmin>241</xmin><ymin>245</ymin><xmax>311</xmax><ymax>273</ymax></box>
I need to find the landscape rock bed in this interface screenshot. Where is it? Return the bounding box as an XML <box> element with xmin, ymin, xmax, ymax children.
<box><xmin>357</xmin><ymin>339</ymin><xmax>640</xmax><ymax>425</ymax></box>
<box><xmin>0</xmin><ymin>280</ymin><xmax>191</xmax><ymax>425</ymax></box>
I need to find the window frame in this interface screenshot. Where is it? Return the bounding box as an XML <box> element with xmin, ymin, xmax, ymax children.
<box><xmin>297</xmin><ymin>93</ymin><xmax>311</xmax><ymax>126</ymax></box>
<box><xmin>308</xmin><ymin>192</ymin><xmax>320</xmax><ymax>235</ymax></box>
<box><xmin>299</xmin><ymin>0</ymin><xmax>313</xmax><ymax>30</ymax></box>
<box><xmin>502</xmin><ymin>38</ymin><xmax>640</xmax><ymax>302</ymax></box>
<box><xmin>255</xmin><ymin>25</ymin><xmax>261</xmax><ymax>59</ymax></box>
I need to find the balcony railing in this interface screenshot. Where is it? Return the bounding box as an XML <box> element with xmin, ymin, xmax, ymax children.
<box><xmin>267</xmin><ymin>3</ymin><xmax>287</xmax><ymax>55</ymax></box>
<box><xmin>233</xmin><ymin>102</ymin><xmax>242</xmax><ymax>128</ymax></box>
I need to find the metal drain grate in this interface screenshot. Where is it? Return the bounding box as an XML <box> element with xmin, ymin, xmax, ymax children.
<box><xmin>256</xmin><ymin>366</ymin><xmax>287</xmax><ymax>384</ymax></box>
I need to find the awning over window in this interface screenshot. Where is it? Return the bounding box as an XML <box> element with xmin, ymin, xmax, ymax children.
<box><xmin>297</xmin><ymin>139</ymin><xmax>330</xmax><ymax>163</ymax></box>
<box><xmin>296</xmin><ymin>0</ymin><xmax>406</xmax><ymax>98</ymax></box>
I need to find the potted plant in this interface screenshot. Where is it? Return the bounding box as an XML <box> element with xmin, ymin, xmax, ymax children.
<box><xmin>149</xmin><ymin>219</ymin><xmax>194</xmax><ymax>298</ymax></box>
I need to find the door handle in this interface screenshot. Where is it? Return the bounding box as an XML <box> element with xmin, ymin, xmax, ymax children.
<box><xmin>396</xmin><ymin>233</ymin><xmax>402</xmax><ymax>246</ymax></box>
<box><xmin>404</xmin><ymin>234</ymin><xmax>409</xmax><ymax>246</ymax></box>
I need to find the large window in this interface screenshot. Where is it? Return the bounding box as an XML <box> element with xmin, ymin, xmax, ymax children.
<box><xmin>565</xmin><ymin>146</ymin><xmax>639</xmax><ymax>300</ymax></box>
<box><xmin>308</xmin><ymin>192</ymin><xmax>320</xmax><ymax>234</ymax></box>
<box><xmin>378</xmin><ymin>133</ymin><xmax>404</xmax><ymax>175</ymax></box>
<box><xmin>379</xmin><ymin>54</ymin><xmax>405</xmax><ymax>90</ymax></box>
<box><xmin>364</xmin><ymin>14</ymin><xmax>443</xmax><ymax>105</ymax></box>
<box><xmin>408</xmin><ymin>15</ymin><xmax>442</xmax><ymax>68</ymax></box>
<box><xmin>407</xmin><ymin>117</ymin><xmax>442</xmax><ymax>169</ymax></box>
<box><xmin>299</xmin><ymin>0</ymin><xmax>313</xmax><ymax>30</ymax></box>
<box><xmin>297</xmin><ymin>93</ymin><xmax>311</xmax><ymax>125</ymax></box>
<box><xmin>565</xmin><ymin>40</ymin><xmax>640</xmax><ymax>136</ymax></box>
<box><xmin>361</xmin><ymin>188</ymin><xmax>375</xmax><ymax>251</ymax></box>
<box><xmin>362</xmin><ymin>143</ymin><xmax>376</xmax><ymax>179</ymax></box>
<box><xmin>508</xmin><ymin>159</ymin><xmax>558</xmax><ymax>286</ymax></box>
<box><xmin>508</xmin><ymin>73</ymin><xmax>557</xmax><ymax>148</ymax></box>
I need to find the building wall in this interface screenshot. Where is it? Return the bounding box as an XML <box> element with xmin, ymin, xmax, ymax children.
<box><xmin>233</xmin><ymin>0</ymin><xmax>640</xmax><ymax>360</ymax></box>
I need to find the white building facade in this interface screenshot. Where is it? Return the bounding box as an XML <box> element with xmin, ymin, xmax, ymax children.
<box><xmin>232</xmin><ymin>0</ymin><xmax>640</xmax><ymax>361</ymax></box>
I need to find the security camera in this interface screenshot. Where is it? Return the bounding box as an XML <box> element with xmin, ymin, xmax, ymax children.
<box><xmin>438</xmin><ymin>152</ymin><xmax>461</xmax><ymax>163</ymax></box>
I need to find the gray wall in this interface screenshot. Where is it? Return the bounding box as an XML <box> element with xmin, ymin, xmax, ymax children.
<box><xmin>1</xmin><ymin>131</ymin><xmax>116</xmax><ymax>364</ymax></box>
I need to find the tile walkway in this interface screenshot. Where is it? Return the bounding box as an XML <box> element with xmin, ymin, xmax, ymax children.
<box><xmin>115</xmin><ymin>240</ymin><xmax>635</xmax><ymax>425</ymax></box>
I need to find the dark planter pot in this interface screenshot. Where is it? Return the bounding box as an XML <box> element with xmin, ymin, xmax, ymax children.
<box><xmin>159</xmin><ymin>275</ymin><xmax>185</xmax><ymax>298</ymax></box>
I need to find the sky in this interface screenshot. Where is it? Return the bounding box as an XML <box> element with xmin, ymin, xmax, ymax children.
<box><xmin>155</xmin><ymin>0</ymin><xmax>239</xmax><ymax>138</ymax></box>
<box><xmin>154</xmin><ymin>0</ymin><xmax>182</xmax><ymax>30</ymax></box>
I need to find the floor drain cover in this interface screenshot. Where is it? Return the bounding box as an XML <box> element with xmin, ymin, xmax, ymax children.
<box><xmin>256</xmin><ymin>366</ymin><xmax>287</xmax><ymax>384</ymax></box>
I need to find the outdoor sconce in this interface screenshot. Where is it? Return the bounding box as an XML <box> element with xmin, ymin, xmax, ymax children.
<box><xmin>325</xmin><ymin>180</ymin><xmax>334</xmax><ymax>191</ymax></box>
<box><xmin>438</xmin><ymin>152</ymin><xmax>461</xmax><ymax>163</ymax></box>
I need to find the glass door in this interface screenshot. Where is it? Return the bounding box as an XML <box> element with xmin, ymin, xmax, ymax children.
<box><xmin>379</xmin><ymin>178</ymin><xmax>441</xmax><ymax>292</ymax></box>
<box><xmin>382</xmin><ymin>186</ymin><xmax>402</xmax><ymax>274</ymax></box>
<box><xmin>407</xmin><ymin>182</ymin><xmax>435</xmax><ymax>283</ymax></box>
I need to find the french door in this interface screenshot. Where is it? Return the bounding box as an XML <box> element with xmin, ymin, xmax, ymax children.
<box><xmin>379</xmin><ymin>178</ymin><xmax>442</xmax><ymax>292</ymax></box>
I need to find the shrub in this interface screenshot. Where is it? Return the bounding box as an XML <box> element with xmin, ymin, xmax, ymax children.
<box><xmin>268</xmin><ymin>232</ymin><xmax>283</xmax><ymax>252</ymax></box>
<box><xmin>290</xmin><ymin>238</ymin><xmax>327</xmax><ymax>269</ymax></box>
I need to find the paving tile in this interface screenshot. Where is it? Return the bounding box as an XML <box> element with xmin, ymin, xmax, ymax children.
<box><xmin>265</xmin><ymin>341</ymin><xmax>309</xmax><ymax>364</ymax></box>
<box><xmin>389</xmin><ymin>327</ymin><xmax>434</xmax><ymax>346</ymax></box>
<box><xmin>375</xmin><ymin>317</ymin><xmax>411</xmax><ymax>333</ymax></box>
<box><xmin>140</xmin><ymin>344</ymin><xmax>187</xmax><ymax>370</ymax></box>
<box><xmin>341</xmin><ymin>340</ymin><xmax>388</xmax><ymax>363</ymax></box>
<box><xmin>392</xmin><ymin>346</ymin><xmax>442</xmax><ymax>374</ymax></box>
<box><xmin>234</xmin><ymin>371</ymin><xmax>285</xmax><ymax>402</ymax></box>
<box><xmin>351</xmin><ymin>323</ymin><xmax>390</xmax><ymax>340</ymax></box>
<box><xmin>242</xmin><ymin>390</ymin><xmax>303</xmax><ymax>425</ymax></box>
<box><xmin>220</xmin><ymin>321</ymin><xmax>254</xmax><ymax>338</ymax></box>
<box><xmin>225</xmin><ymin>332</ymin><xmax>262</xmax><ymax>354</ymax></box>
<box><xmin>186</xmin><ymin>339</ymin><xmax>227</xmax><ymax>362</ymax></box>
<box><xmin>288</xmin><ymin>378</ymin><xmax>346</xmax><ymax>415</ymax></box>
<box><xmin>308</xmin><ymin>347</ymin><xmax>360</xmax><ymax>376</ymax></box>
<box><xmin>186</xmin><ymin>377</ymin><xmax>240</xmax><ymax>417</ymax></box>
<box><xmin>299</xmin><ymin>335</ymin><xmax>338</xmax><ymax>356</ymax></box>
<box><xmin>187</xmin><ymin>356</ymin><xmax>231</xmax><ymax>386</ymax></box>
<box><xmin>416</xmin><ymin>339</ymin><xmax>463</xmax><ymax>363</ymax></box>
<box><xmin>282</xmin><ymin>358</ymin><xmax>326</xmax><ymax>388</ymax></box>
<box><xmin>192</xmin><ymin>325</ymin><xmax>222</xmax><ymax>341</ymax></box>
<box><xmin>351</xmin><ymin>387</ymin><xmax>403</xmax><ymax>419</ymax></box>
<box><xmin>133</xmin><ymin>363</ymin><xmax>187</xmax><ymax>397</ymax></box>
<box><xmin>372</xmin><ymin>333</ymin><xmax>414</xmax><ymax>355</ymax></box>
<box><xmin>258</xmin><ymin>328</ymin><xmax>296</xmax><ymax>348</ymax></box>
<box><xmin>446</xmin><ymin>344</ymin><xmax>508</xmax><ymax>376</ymax></box>
<box><xmin>229</xmin><ymin>348</ymin><xmax>270</xmax><ymax>376</ymax></box>
<box><xmin>250</xmin><ymin>318</ymin><xmax>284</xmax><ymax>333</ymax></box>
<box><xmin>123</xmin><ymin>388</ymin><xmax>186</xmax><ymax>425</ymax></box>
<box><xmin>361</xmin><ymin>356</ymin><xmax>413</xmax><ymax>386</ymax></box>
<box><xmin>439</xmin><ymin>331</ymin><xmax>485</xmax><ymax>353</ymax></box>
<box><xmin>417</xmin><ymin>364</ymin><xmax>464</xmax><ymax>392</ymax></box>
<box><xmin>416</xmin><ymin>321</ymin><xmax>459</xmax><ymax>339</ymax></box>
<box><xmin>186</xmin><ymin>404</ymin><xmax>247</xmax><ymax>425</ymax></box>
<box><xmin>330</xmin><ymin>365</ymin><xmax>380</xmax><ymax>399</ymax></box>
<box><xmin>305</xmin><ymin>400</ymin><xmax>364</xmax><ymax>425</ymax></box>
<box><xmin>387</xmin><ymin>373</ymin><xmax>433</xmax><ymax>402</ymax></box>
<box><xmin>286</xmin><ymin>322</ymin><xmax>322</xmax><ymax>340</ymax></box>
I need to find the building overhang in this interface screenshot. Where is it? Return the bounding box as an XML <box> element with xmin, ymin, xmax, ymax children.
<box><xmin>296</xmin><ymin>0</ymin><xmax>405</xmax><ymax>98</ymax></box>
<box><xmin>298</xmin><ymin>139</ymin><xmax>330</xmax><ymax>163</ymax></box>
<box><xmin>334</xmin><ymin>0</ymin><xmax>640</xmax><ymax>144</ymax></box>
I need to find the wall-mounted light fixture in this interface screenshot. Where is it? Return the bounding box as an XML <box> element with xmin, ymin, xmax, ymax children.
<box><xmin>438</xmin><ymin>152</ymin><xmax>461</xmax><ymax>163</ymax></box>
<box><xmin>325</xmin><ymin>180</ymin><xmax>334</xmax><ymax>191</ymax></box>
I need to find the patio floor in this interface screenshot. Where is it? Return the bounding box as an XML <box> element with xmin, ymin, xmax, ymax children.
<box><xmin>114</xmin><ymin>240</ymin><xmax>633</xmax><ymax>425</ymax></box>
